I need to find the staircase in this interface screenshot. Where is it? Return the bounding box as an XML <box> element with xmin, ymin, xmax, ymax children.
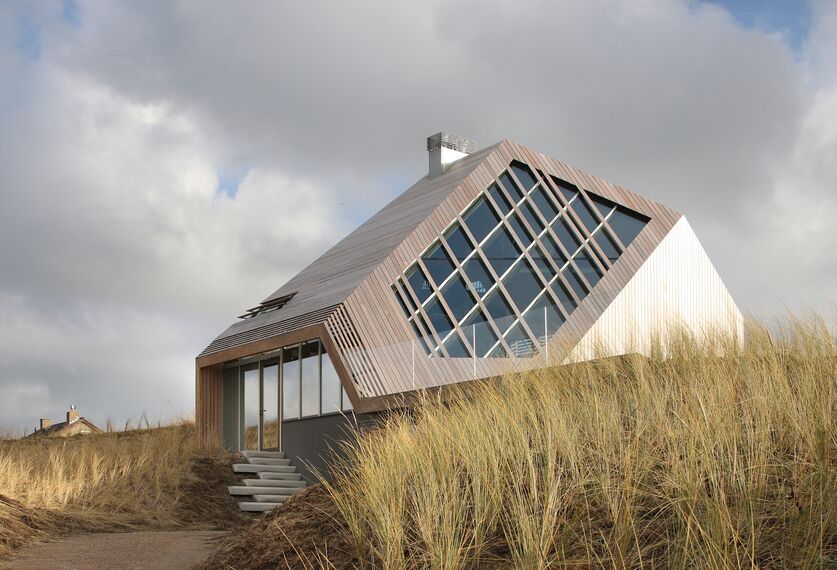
<box><xmin>228</xmin><ymin>450</ymin><xmax>307</xmax><ymax>512</ymax></box>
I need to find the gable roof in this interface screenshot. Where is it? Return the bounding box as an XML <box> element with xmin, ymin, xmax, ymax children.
<box><xmin>27</xmin><ymin>417</ymin><xmax>102</xmax><ymax>438</ymax></box>
<box><xmin>197</xmin><ymin>139</ymin><xmax>684</xmax><ymax>413</ymax></box>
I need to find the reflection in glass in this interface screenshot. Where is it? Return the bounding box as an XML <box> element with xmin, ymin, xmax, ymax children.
<box><xmin>552</xmin><ymin>216</ymin><xmax>581</xmax><ymax>255</ymax></box>
<box><xmin>563</xmin><ymin>265</ymin><xmax>588</xmax><ymax>300</ymax></box>
<box><xmin>425</xmin><ymin>297</ymin><xmax>454</xmax><ymax>337</ymax></box>
<box><xmin>243</xmin><ymin>368</ymin><xmax>260</xmax><ymax>450</ymax></box>
<box><xmin>520</xmin><ymin>202</ymin><xmax>544</xmax><ymax>234</ymax></box>
<box><xmin>483</xmin><ymin>227</ymin><xmax>520</xmax><ymax>277</ymax></box>
<box><xmin>531</xmin><ymin>185</ymin><xmax>558</xmax><ymax>221</ymax></box>
<box><xmin>463</xmin><ymin>196</ymin><xmax>500</xmax><ymax>243</ymax></box>
<box><xmin>441</xmin><ymin>275</ymin><xmax>476</xmax><ymax>322</ymax></box>
<box><xmin>552</xmin><ymin>280</ymin><xmax>577</xmax><ymax>315</ymax></box>
<box><xmin>262</xmin><ymin>365</ymin><xmax>279</xmax><ymax>449</ymax></box>
<box><xmin>551</xmin><ymin>176</ymin><xmax>578</xmax><ymax>203</ymax></box>
<box><xmin>503</xmin><ymin>259</ymin><xmax>543</xmax><ymax>313</ymax></box>
<box><xmin>444</xmin><ymin>224</ymin><xmax>473</xmax><ymax>262</ymax></box>
<box><xmin>464</xmin><ymin>309</ymin><xmax>499</xmax><ymax>357</ymax></box>
<box><xmin>609</xmin><ymin>207</ymin><xmax>648</xmax><ymax>247</ymax></box>
<box><xmin>594</xmin><ymin>228</ymin><xmax>621</xmax><ymax>263</ymax></box>
<box><xmin>406</xmin><ymin>264</ymin><xmax>433</xmax><ymax>304</ymax></box>
<box><xmin>463</xmin><ymin>257</ymin><xmax>494</xmax><ymax>297</ymax></box>
<box><xmin>505</xmin><ymin>322</ymin><xmax>537</xmax><ymax>357</ymax></box>
<box><xmin>571</xmin><ymin>196</ymin><xmax>599</xmax><ymax>232</ymax></box>
<box><xmin>488</xmin><ymin>183</ymin><xmax>512</xmax><ymax>215</ymax></box>
<box><xmin>574</xmin><ymin>248</ymin><xmax>603</xmax><ymax>287</ymax></box>
<box><xmin>511</xmin><ymin>161</ymin><xmax>537</xmax><ymax>191</ymax></box>
<box><xmin>484</xmin><ymin>289</ymin><xmax>516</xmax><ymax>332</ymax></box>
<box><xmin>500</xmin><ymin>172</ymin><xmax>525</xmax><ymax>202</ymax></box>
<box><xmin>321</xmin><ymin>351</ymin><xmax>342</xmax><ymax>415</ymax></box>
<box><xmin>541</xmin><ymin>233</ymin><xmax>568</xmax><ymax>267</ymax></box>
<box><xmin>524</xmin><ymin>293</ymin><xmax>564</xmax><ymax>345</ymax></box>
<box><xmin>531</xmin><ymin>245</ymin><xmax>556</xmax><ymax>280</ymax></box>
<box><xmin>589</xmin><ymin>193</ymin><xmax>616</xmax><ymax>218</ymax></box>
<box><xmin>443</xmin><ymin>333</ymin><xmax>470</xmax><ymax>358</ymax></box>
<box><xmin>301</xmin><ymin>341</ymin><xmax>320</xmax><ymax>417</ymax></box>
<box><xmin>422</xmin><ymin>241</ymin><xmax>455</xmax><ymax>288</ymax></box>
<box><xmin>508</xmin><ymin>214</ymin><xmax>533</xmax><ymax>246</ymax></box>
<box><xmin>282</xmin><ymin>345</ymin><xmax>300</xmax><ymax>420</ymax></box>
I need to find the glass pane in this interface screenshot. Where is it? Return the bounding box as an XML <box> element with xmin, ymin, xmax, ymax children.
<box><xmin>530</xmin><ymin>244</ymin><xmax>556</xmax><ymax>280</ymax></box>
<box><xmin>282</xmin><ymin>345</ymin><xmax>300</xmax><ymax>420</ymax></box>
<box><xmin>441</xmin><ymin>275</ymin><xmax>476</xmax><ymax>322</ymax></box>
<box><xmin>574</xmin><ymin>247</ymin><xmax>603</xmax><ymax>287</ymax></box>
<box><xmin>425</xmin><ymin>297</ymin><xmax>454</xmax><ymax>337</ymax></box>
<box><xmin>243</xmin><ymin>368</ymin><xmax>260</xmax><ymax>450</ymax></box>
<box><xmin>463</xmin><ymin>309</ymin><xmax>499</xmax><ymax>357</ymax></box>
<box><xmin>422</xmin><ymin>241</ymin><xmax>455</xmax><ymax>288</ymax></box>
<box><xmin>392</xmin><ymin>285</ymin><xmax>412</xmax><ymax>318</ymax></box>
<box><xmin>551</xmin><ymin>176</ymin><xmax>578</xmax><ymax>203</ymax></box>
<box><xmin>503</xmin><ymin>259</ymin><xmax>543</xmax><ymax>313</ymax></box>
<box><xmin>463</xmin><ymin>257</ymin><xmax>494</xmax><ymax>297</ymax></box>
<box><xmin>342</xmin><ymin>388</ymin><xmax>353</xmax><ymax>411</ymax></box>
<box><xmin>520</xmin><ymin>202</ymin><xmax>545</xmax><ymax>234</ymax></box>
<box><xmin>399</xmin><ymin>278</ymin><xmax>418</xmax><ymax>312</ymax></box>
<box><xmin>531</xmin><ymin>185</ymin><xmax>558</xmax><ymax>221</ymax></box>
<box><xmin>263</xmin><ymin>364</ymin><xmax>279</xmax><ymax>449</ymax></box>
<box><xmin>552</xmin><ymin>280</ymin><xmax>578</xmax><ymax>315</ymax></box>
<box><xmin>552</xmin><ymin>216</ymin><xmax>582</xmax><ymax>255</ymax></box>
<box><xmin>505</xmin><ymin>322</ymin><xmax>537</xmax><ymax>357</ymax></box>
<box><xmin>411</xmin><ymin>320</ymin><xmax>433</xmax><ymax>355</ymax></box>
<box><xmin>488</xmin><ymin>183</ymin><xmax>512</xmax><ymax>216</ymax></box>
<box><xmin>321</xmin><ymin>351</ymin><xmax>342</xmax><ymax>415</ymax></box>
<box><xmin>488</xmin><ymin>343</ymin><xmax>508</xmax><ymax>358</ymax></box>
<box><xmin>463</xmin><ymin>196</ymin><xmax>500</xmax><ymax>243</ymax></box>
<box><xmin>571</xmin><ymin>196</ymin><xmax>599</xmax><ymax>233</ymax></box>
<box><xmin>524</xmin><ymin>293</ymin><xmax>564</xmax><ymax>345</ymax></box>
<box><xmin>406</xmin><ymin>264</ymin><xmax>433</xmax><ymax>304</ymax></box>
<box><xmin>500</xmin><ymin>172</ymin><xmax>525</xmax><ymax>202</ymax></box>
<box><xmin>508</xmin><ymin>214</ymin><xmax>533</xmax><ymax>246</ymax></box>
<box><xmin>484</xmin><ymin>289</ymin><xmax>516</xmax><ymax>332</ymax></box>
<box><xmin>541</xmin><ymin>233</ymin><xmax>568</xmax><ymax>267</ymax></box>
<box><xmin>444</xmin><ymin>224</ymin><xmax>473</xmax><ymax>262</ymax></box>
<box><xmin>301</xmin><ymin>341</ymin><xmax>320</xmax><ymax>417</ymax></box>
<box><xmin>609</xmin><ymin>207</ymin><xmax>649</xmax><ymax>247</ymax></box>
<box><xmin>511</xmin><ymin>161</ymin><xmax>537</xmax><ymax>191</ymax></box>
<box><xmin>563</xmin><ymin>265</ymin><xmax>588</xmax><ymax>300</ymax></box>
<box><xmin>589</xmin><ymin>193</ymin><xmax>616</xmax><ymax>218</ymax></box>
<box><xmin>443</xmin><ymin>333</ymin><xmax>471</xmax><ymax>358</ymax></box>
<box><xmin>594</xmin><ymin>228</ymin><xmax>621</xmax><ymax>263</ymax></box>
<box><xmin>483</xmin><ymin>226</ymin><xmax>520</xmax><ymax>277</ymax></box>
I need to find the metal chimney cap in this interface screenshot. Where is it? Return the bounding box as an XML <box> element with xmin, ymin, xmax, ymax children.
<box><xmin>426</xmin><ymin>132</ymin><xmax>477</xmax><ymax>154</ymax></box>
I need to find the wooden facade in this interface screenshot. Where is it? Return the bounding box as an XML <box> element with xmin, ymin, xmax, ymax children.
<box><xmin>196</xmin><ymin>139</ymin><xmax>742</xmax><ymax>442</ymax></box>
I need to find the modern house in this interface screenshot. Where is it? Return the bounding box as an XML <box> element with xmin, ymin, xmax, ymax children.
<box><xmin>27</xmin><ymin>405</ymin><xmax>103</xmax><ymax>438</ymax></box>
<box><xmin>197</xmin><ymin>134</ymin><xmax>742</xmax><ymax>503</ymax></box>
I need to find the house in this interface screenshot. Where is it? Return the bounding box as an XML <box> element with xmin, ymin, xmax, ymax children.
<box><xmin>28</xmin><ymin>405</ymin><xmax>103</xmax><ymax>438</ymax></box>
<box><xmin>196</xmin><ymin>134</ymin><xmax>742</xmax><ymax>507</ymax></box>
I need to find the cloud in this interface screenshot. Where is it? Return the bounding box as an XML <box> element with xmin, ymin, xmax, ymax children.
<box><xmin>0</xmin><ymin>0</ymin><xmax>833</xmax><ymax>429</ymax></box>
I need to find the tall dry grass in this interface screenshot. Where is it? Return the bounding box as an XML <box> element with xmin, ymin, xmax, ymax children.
<box><xmin>324</xmin><ymin>319</ymin><xmax>835</xmax><ymax>568</ymax></box>
<box><xmin>0</xmin><ymin>421</ymin><xmax>245</xmax><ymax>558</ymax></box>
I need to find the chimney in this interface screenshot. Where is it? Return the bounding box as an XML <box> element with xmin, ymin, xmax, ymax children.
<box><xmin>67</xmin><ymin>405</ymin><xmax>79</xmax><ymax>423</ymax></box>
<box><xmin>427</xmin><ymin>132</ymin><xmax>476</xmax><ymax>177</ymax></box>
<box><xmin>40</xmin><ymin>418</ymin><xmax>52</xmax><ymax>430</ymax></box>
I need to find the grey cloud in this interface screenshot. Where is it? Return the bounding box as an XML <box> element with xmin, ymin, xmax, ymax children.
<box><xmin>0</xmin><ymin>0</ymin><xmax>833</xmax><ymax>430</ymax></box>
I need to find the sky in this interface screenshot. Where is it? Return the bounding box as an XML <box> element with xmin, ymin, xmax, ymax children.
<box><xmin>0</xmin><ymin>0</ymin><xmax>834</xmax><ymax>433</ymax></box>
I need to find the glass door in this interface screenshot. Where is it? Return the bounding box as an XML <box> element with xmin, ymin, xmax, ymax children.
<box><xmin>262</xmin><ymin>364</ymin><xmax>280</xmax><ymax>449</ymax></box>
<box><xmin>242</xmin><ymin>367</ymin><xmax>260</xmax><ymax>450</ymax></box>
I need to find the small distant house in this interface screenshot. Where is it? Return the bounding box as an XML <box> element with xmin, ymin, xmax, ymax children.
<box><xmin>28</xmin><ymin>405</ymin><xmax>103</xmax><ymax>438</ymax></box>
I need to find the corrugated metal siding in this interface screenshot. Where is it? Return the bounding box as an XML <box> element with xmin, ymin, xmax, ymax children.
<box><xmin>567</xmin><ymin>217</ymin><xmax>744</xmax><ymax>361</ymax></box>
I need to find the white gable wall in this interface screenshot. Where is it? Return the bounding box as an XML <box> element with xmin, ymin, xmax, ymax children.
<box><xmin>567</xmin><ymin>216</ymin><xmax>743</xmax><ymax>362</ymax></box>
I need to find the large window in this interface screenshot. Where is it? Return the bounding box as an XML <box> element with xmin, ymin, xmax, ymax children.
<box><xmin>390</xmin><ymin>158</ymin><xmax>649</xmax><ymax>357</ymax></box>
<box><xmin>301</xmin><ymin>341</ymin><xmax>320</xmax><ymax>417</ymax></box>
<box><xmin>280</xmin><ymin>340</ymin><xmax>353</xmax><ymax>421</ymax></box>
<box><xmin>282</xmin><ymin>345</ymin><xmax>300</xmax><ymax>420</ymax></box>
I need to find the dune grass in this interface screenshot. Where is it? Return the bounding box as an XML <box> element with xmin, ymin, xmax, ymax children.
<box><xmin>0</xmin><ymin>421</ymin><xmax>246</xmax><ymax>559</ymax></box>
<box><xmin>324</xmin><ymin>320</ymin><xmax>835</xmax><ymax>568</ymax></box>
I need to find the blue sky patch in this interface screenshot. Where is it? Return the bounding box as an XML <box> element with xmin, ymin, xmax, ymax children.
<box><xmin>703</xmin><ymin>0</ymin><xmax>812</xmax><ymax>53</ymax></box>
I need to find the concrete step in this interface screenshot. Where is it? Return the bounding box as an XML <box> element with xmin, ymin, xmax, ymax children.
<box><xmin>232</xmin><ymin>464</ymin><xmax>295</xmax><ymax>474</ymax></box>
<box><xmin>239</xmin><ymin>501</ymin><xmax>282</xmax><ymax>512</ymax></box>
<box><xmin>247</xmin><ymin>457</ymin><xmax>290</xmax><ymax>466</ymax></box>
<box><xmin>258</xmin><ymin>472</ymin><xmax>303</xmax><ymax>480</ymax></box>
<box><xmin>228</xmin><ymin>486</ymin><xmax>301</xmax><ymax>496</ymax></box>
<box><xmin>252</xmin><ymin>495</ymin><xmax>291</xmax><ymax>503</ymax></box>
<box><xmin>242</xmin><ymin>478</ymin><xmax>306</xmax><ymax>488</ymax></box>
<box><xmin>241</xmin><ymin>450</ymin><xmax>285</xmax><ymax>459</ymax></box>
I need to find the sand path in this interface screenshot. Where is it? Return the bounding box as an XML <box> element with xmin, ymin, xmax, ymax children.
<box><xmin>0</xmin><ymin>530</ymin><xmax>228</xmax><ymax>570</ymax></box>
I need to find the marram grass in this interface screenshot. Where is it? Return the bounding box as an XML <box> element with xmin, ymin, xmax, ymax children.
<box><xmin>323</xmin><ymin>319</ymin><xmax>835</xmax><ymax>568</ymax></box>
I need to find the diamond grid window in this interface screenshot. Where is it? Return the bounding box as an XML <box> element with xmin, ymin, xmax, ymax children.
<box><xmin>393</xmin><ymin>159</ymin><xmax>649</xmax><ymax>357</ymax></box>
